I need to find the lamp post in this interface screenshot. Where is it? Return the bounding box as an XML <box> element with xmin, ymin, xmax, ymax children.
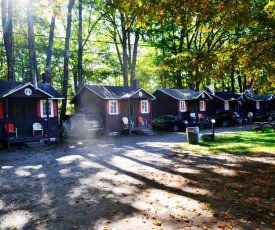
<box><xmin>211</xmin><ymin>119</ymin><xmax>216</xmax><ymax>141</ymax></box>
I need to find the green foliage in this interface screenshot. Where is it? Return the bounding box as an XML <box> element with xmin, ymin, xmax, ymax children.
<box><xmin>179</xmin><ymin>130</ymin><xmax>275</xmax><ymax>155</ymax></box>
<box><xmin>0</xmin><ymin>0</ymin><xmax>275</xmax><ymax>95</ymax></box>
<box><xmin>265</xmin><ymin>0</ymin><xmax>275</xmax><ymax>18</ymax></box>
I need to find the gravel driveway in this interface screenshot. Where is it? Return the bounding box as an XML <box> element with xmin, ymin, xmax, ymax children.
<box><xmin>1</xmin><ymin>123</ymin><xmax>274</xmax><ymax>230</ymax></box>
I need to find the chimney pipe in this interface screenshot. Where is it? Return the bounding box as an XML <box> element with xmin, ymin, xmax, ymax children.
<box><xmin>42</xmin><ymin>73</ymin><xmax>51</xmax><ymax>85</ymax></box>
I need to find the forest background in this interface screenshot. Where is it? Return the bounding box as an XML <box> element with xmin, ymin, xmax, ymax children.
<box><xmin>1</xmin><ymin>0</ymin><xmax>275</xmax><ymax>119</ymax></box>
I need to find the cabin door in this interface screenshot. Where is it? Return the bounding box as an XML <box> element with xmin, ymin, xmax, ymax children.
<box><xmin>14</xmin><ymin>103</ymin><xmax>28</xmax><ymax>137</ymax></box>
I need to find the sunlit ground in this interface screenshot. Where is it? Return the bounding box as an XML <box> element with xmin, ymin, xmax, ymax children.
<box><xmin>0</xmin><ymin>131</ymin><xmax>274</xmax><ymax>229</ymax></box>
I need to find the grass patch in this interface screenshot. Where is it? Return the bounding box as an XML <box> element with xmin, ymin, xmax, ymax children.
<box><xmin>178</xmin><ymin>129</ymin><xmax>275</xmax><ymax>155</ymax></box>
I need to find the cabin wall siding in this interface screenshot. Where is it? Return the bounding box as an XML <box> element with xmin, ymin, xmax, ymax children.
<box><xmin>152</xmin><ymin>91</ymin><xmax>178</xmax><ymax>118</ymax></box>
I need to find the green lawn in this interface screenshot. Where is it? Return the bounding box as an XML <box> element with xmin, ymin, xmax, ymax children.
<box><xmin>178</xmin><ymin>128</ymin><xmax>275</xmax><ymax>155</ymax></box>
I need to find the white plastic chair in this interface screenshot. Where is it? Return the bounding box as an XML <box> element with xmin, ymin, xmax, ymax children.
<box><xmin>33</xmin><ymin>123</ymin><xmax>43</xmax><ymax>136</ymax></box>
<box><xmin>122</xmin><ymin>117</ymin><xmax>133</xmax><ymax>128</ymax></box>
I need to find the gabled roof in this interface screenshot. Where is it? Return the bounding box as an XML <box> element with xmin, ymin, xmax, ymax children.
<box><xmin>154</xmin><ymin>88</ymin><xmax>212</xmax><ymax>100</ymax></box>
<box><xmin>71</xmin><ymin>85</ymin><xmax>155</xmax><ymax>102</ymax></box>
<box><xmin>210</xmin><ymin>91</ymin><xmax>242</xmax><ymax>101</ymax></box>
<box><xmin>242</xmin><ymin>93</ymin><xmax>275</xmax><ymax>101</ymax></box>
<box><xmin>0</xmin><ymin>80</ymin><xmax>64</xmax><ymax>99</ymax></box>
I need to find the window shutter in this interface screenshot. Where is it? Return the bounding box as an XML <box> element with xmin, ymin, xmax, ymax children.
<box><xmin>53</xmin><ymin>101</ymin><xmax>58</xmax><ymax>116</ymax></box>
<box><xmin>106</xmin><ymin>101</ymin><xmax>109</xmax><ymax>114</ymax></box>
<box><xmin>185</xmin><ymin>101</ymin><xmax>188</xmax><ymax>111</ymax></box>
<box><xmin>224</xmin><ymin>101</ymin><xmax>230</xmax><ymax>110</ymax></box>
<box><xmin>148</xmin><ymin>100</ymin><xmax>150</xmax><ymax>112</ymax></box>
<box><xmin>0</xmin><ymin>101</ymin><xmax>3</xmax><ymax>119</ymax></box>
<box><xmin>204</xmin><ymin>101</ymin><xmax>206</xmax><ymax>111</ymax></box>
<box><xmin>37</xmin><ymin>101</ymin><xmax>41</xmax><ymax>117</ymax></box>
<box><xmin>139</xmin><ymin>101</ymin><xmax>141</xmax><ymax>113</ymax></box>
<box><xmin>178</xmin><ymin>101</ymin><xmax>180</xmax><ymax>112</ymax></box>
<box><xmin>118</xmin><ymin>101</ymin><xmax>121</xmax><ymax>114</ymax></box>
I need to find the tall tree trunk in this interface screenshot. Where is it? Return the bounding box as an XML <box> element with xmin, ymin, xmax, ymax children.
<box><xmin>237</xmin><ymin>75</ymin><xmax>243</xmax><ymax>93</ymax></box>
<box><xmin>130</xmin><ymin>29</ymin><xmax>139</xmax><ymax>86</ymax></box>
<box><xmin>176</xmin><ymin>29</ymin><xmax>185</xmax><ymax>88</ymax></box>
<box><xmin>176</xmin><ymin>70</ymin><xmax>182</xmax><ymax>88</ymax></box>
<box><xmin>230</xmin><ymin>70</ymin><xmax>235</xmax><ymax>94</ymax></box>
<box><xmin>60</xmin><ymin>0</ymin><xmax>75</xmax><ymax>124</ymax></box>
<box><xmin>27</xmin><ymin>0</ymin><xmax>37</xmax><ymax>83</ymax></box>
<box><xmin>127</xmin><ymin>29</ymin><xmax>131</xmax><ymax>83</ymax></box>
<box><xmin>77</xmin><ymin>0</ymin><xmax>83</xmax><ymax>92</ymax></box>
<box><xmin>45</xmin><ymin>11</ymin><xmax>57</xmax><ymax>83</ymax></box>
<box><xmin>1</xmin><ymin>0</ymin><xmax>14</xmax><ymax>81</ymax></box>
<box><xmin>120</xmin><ymin>13</ymin><xmax>128</xmax><ymax>87</ymax></box>
<box><xmin>243</xmin><ymin>75</ymin><xmax>247</xmax><ymax>92</ymax></box>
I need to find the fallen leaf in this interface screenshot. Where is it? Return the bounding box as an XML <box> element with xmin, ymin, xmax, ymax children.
<box><xmin>183</xmin><ymin>215</ymin><xmax>189</xmax><ymax>222</ymax></box>
<box><xmin>70</xmin><ymin>219</ymin><xmax>76</xmax><ymax>224</ymax></box>
<box><xmin>153</xmin><ymin>221</ymin><xmax>162</xmax><ymax>226</ymax></box>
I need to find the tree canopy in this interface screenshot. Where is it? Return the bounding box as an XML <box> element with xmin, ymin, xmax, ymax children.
<box><xmin>0</xmin><ymin>0</ymin><xmax>275</xmax><ymax>102</ymax></box>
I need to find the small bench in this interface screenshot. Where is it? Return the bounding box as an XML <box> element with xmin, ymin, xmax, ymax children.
<box><xmin>254</xmin><ymin>122</ymin><xmax>275</xmax><ymax>132</ymax></box>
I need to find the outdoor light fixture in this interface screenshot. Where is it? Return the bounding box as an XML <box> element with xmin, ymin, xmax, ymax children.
<box><xmin>211</xmin><ymin>119</ymin><xmax>216</xmax><ymax>141</ymax></box>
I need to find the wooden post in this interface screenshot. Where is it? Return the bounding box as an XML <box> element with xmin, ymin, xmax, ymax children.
<box><xmin>5</xmin><ymin>97</ymin><xmax>10</xmax><ymax>148</ymax></box>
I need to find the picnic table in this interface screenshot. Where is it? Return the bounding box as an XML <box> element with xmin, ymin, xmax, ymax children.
<box><xmin>254</xmin><ymin>122</ymin><xmax>275</xmax><ymax>132</ymax></box>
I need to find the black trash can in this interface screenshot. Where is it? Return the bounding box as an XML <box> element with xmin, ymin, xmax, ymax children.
<box><xmin>186</xmin><ymin>127</ymin><xmax>199</xmax><ymax>144</ymax></box>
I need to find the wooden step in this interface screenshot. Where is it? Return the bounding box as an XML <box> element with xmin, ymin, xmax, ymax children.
<box><xmin>138</xmin><ymin>128</ymin><xmax>155</xmax><ymax>135</ymax></box>
<box><xmin>24</xmin><ymin>141</ymin><xmax>45</xmax><ymax>148</ymax></box>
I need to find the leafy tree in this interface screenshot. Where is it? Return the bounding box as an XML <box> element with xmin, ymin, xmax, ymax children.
<box><xmin>26</xmin><ymin>0</ymin><xmax>38</xmax><ymax>83</ymax></box>
<box><xmin>60</xmin><ymin>0</ymin><xmax>75</xmax><ymax>123</ymax></box>
<box><xmin>1</xmin><ymin>0</ymin><xmax>14</xmax><ymax>81</ymax></box>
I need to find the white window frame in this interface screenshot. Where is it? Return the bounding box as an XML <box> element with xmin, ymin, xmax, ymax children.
<box><xmin>141</xmin><ymin>100</ymin><xmax>149</xmax><ymax>113</ymax></box>
<box><xmin>224</xmin><ymin>101</ymin><xmax>230</xmax><ymax>110</ymax></box>
<box><xmin>199</xmin><ymin>100</ymin><xmax>206</xmax><ymax>111</ymax></box>
<box><xmin>256</xmin><ymin>101</ymin><xmax>260</xmax><ymax>110</ymax></box>
<box><xmin>40</xmin><ymin>100</ymin><xmax>54</xmax><ymax>117</ymax></box>
<box><xmin>109</xmin><ymin>100</ymin><xmax>118</xmax><ymax>115</ymax></box>
<box><xmin>179</xmin><ymin>100</ymin><xmax>187</xmax><ymax>112</ymax></box>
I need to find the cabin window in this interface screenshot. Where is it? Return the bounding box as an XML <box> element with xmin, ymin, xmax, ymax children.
<box><xmin>179</xmin><ymin>101</ymin><xmax>187</xmax><ymax>112</ymax></box>
<box><xmin>109</xmin><ymin>100</ymin><xmax>118</xmax><ymax>115</ymax></box>
<box><xmin>40</xmin><ymin>100</ymin><xmax>54</xmax><ymax>117</ymax></box>
<box><xmin>141</xmin><ymin>100</ymin><xmax>149</xmax><ymax>113</ymax></box>
<box><xmin>256</xmin><ymin>101</ymin><xmax>260</xmax><ymax>110</ymax></box>
<box><xmin>199</xmin><ymin>100</ymin><xmax>206</xmax><ymax>111</ymax></box>
<box><xmin>224</xmin><ymin>101</ymin><xmax>230</xmax><ymax>110</ymax></box>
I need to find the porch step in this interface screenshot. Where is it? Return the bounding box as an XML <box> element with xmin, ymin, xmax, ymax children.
<box><xmin>24</xmin><ymin>141</ymin><xmax>45</xmax><ymax>148</ymax></box>
<box><xmin>137</xmin><ymin>128</ymin><xmax>156</xmax><ymax>135</ymax></box>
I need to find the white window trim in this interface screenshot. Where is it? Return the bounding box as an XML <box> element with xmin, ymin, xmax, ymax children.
<box><xmin>224</xmin><ymin>101</ymin><xmax>230</xmax><ymax>110</ymax></box>
<box><xmin>141</xmin><ymin>100</ymin><xmax>149</xmax><ymax>114</ymax></box>
<box><xmin>256</xmin><ymin>101</ymin><xmax>260</xmax><ymax>110</ymax></box>
<box><xmin>199</xmin><ymin>100</ymin><xmax>206</xmax><ymax>111</ymax></box>
<box><xmin>179</xmin><ymin>100</ymin><xmax>187</xmax><ymax>112</ymax></box>
<box><xmin>40</xmin><ymin>99</ymin><xmax>54</xmax><ymax>117</ymax></box>
<box><xmin>109</xmin><ymin>100</ymin><xmax>118</xmax><ymax>115</ymax></box>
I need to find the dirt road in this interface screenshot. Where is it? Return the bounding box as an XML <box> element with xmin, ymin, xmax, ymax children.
<box><xmin>0</xmin><ymin>124</ymin><xmax>274</xmax><ymax>230</ymax></box>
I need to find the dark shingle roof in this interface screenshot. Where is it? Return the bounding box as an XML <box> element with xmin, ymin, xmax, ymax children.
<box><xmin>0</xmin><ymin>80</ymin><xmax>63</xmax><ymax>99</ymax></box>
<box><xmin>210</xmin><ymin>91</ymin><xmax>242</xmax><ymax>101</ymax></box>
<box><xmin>156</xmin><ymin>88</ymin><xmax>212</xmax><ymax>100</ymax></box>
<box><xmin>243</xmin><ymin>93</ymin><xmax>274</xmax><ymax>101</ymax></box>
<box><xmin>73</xmin><ymin>85</ymin><xmax>155</xmax><ymax>100</ymax></box>
<box><xmin>86</xmin><ymin>85</ymin><xmax>140</xmax><ymax>99</ymax></box>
